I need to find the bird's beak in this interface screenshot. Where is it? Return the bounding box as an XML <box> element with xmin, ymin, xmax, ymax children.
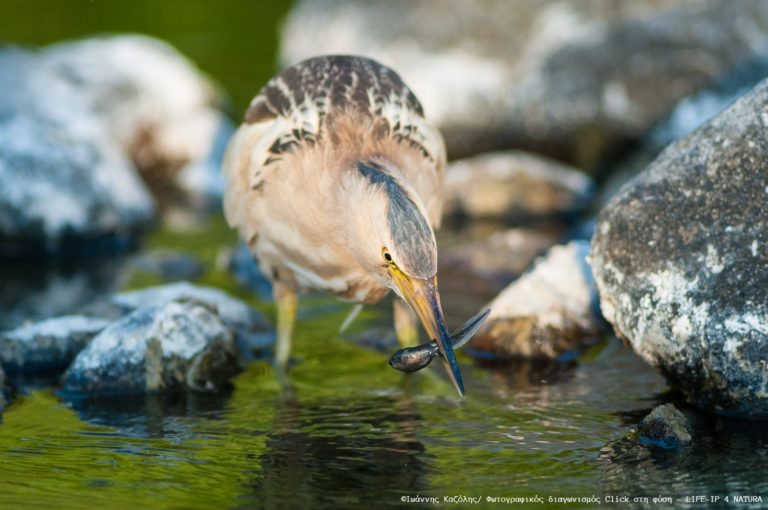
<box><xmin>389</xmin><ymin>268</ymin><xmax>465</xmax><ymax>396</ymax></box>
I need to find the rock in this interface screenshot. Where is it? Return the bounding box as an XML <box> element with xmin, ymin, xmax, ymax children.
<box><xmin>82</xmin><ymin>282</ymin><xmax>273</xmax><ymax>362</ymax></box>
<box><xmin>637</xmin><ymin>404</ymin><xmax>693</xmax><ymax>448</ymax></box>
<box><xmin>281</xmin><ymin>0</ymin><xmax>768</xmax><ymax>168</ymax></box>
<box><xmin>590</xmin><ymin>78</ymin><xmax>768</xmax><ymax>417</ymax></box>
<box><xmin>42</xmin><ymin>34</ymin><xmax>231</xmax><ymax>205</ymax></box>
<box><xmin>220</xmin><ymin>243</ymin><xmax>273</xmax><ymax>301</ymax></box>
<box><xmin>442</xmin><ymin>151</ymin><xmax>594</xmax><ymax>222</ymax></box>
<box><xmin>109</xmin><ymin>282</ymin><xmax>267</xmax><ymax>328</ymax></box>
<box><xmin>597</xmin><ymin>56</ymin><xmax>768</xmax><ymax>209</ymax></box>
<box><xmin>123</xmin><ymin>250</ymin><xmax>205</xmax><ymax>283</ymax></box>
<box><xmin>649</xmin><ymin>57</ymin><xmax>768</xmax><ymax>155</ymax></box>
<box><xmin>63</xmin><ymin>300</ymin><xmax>239</xmax><ymax>395</ymax></box>
<box><xmin>471</xmin><ymin>241</ymin><xmax>603</xmax><ymax>359</ymax></box>
<box><xmin>440</xmin><ymin>227</ymin><xmax>559</xmax><ymax>283</ymax></box>
<box><xmin>0</xmin><ymin>49</ymin><xmax>155</xmax><ymax>255</ymax></box>
<box><xmin>0</xmin><ymin>316</ymin><xmax>110</xmax><ymax>374</ymax></box>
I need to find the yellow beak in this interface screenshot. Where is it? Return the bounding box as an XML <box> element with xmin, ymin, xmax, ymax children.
<box><xmin>389</xmin><ymin>267</ymin><xmax>465</xmax><ymax>396</ymax></box>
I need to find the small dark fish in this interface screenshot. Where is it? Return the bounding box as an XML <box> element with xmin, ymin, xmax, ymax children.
<box><xmin>389</xmin><ymin>308</ymin><xmax>490</xmax><ymax>372</ymax></box>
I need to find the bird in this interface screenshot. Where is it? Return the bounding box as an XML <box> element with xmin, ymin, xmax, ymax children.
<box><xmin>222</xmin><ymin>55</ymin><xmax>464</xmax><ymax>395</ymax></box>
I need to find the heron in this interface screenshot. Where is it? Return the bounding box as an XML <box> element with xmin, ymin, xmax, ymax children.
<box><xmin>222</xmin><ymin>55</ymin><xmax>465</xmax><ymax>395</ymax></box>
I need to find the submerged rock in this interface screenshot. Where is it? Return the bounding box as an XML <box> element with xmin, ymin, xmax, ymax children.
<box><xmin>591</xmin><ymin>78</ymin><xmax>768</xmax><ymax>417</ymax></box>
<box><xmin>63</xmin><ymin>300</ymin><xmax>239</xmax><ymax>395</ymax></box>
<box><xmin>0</xmin><ymin>49</ymin><xmax>155</xmax><ymax>255</ymax></box>
<box><xmin>637</xmin><ymin>404</ymin><xmax>693</xmax><ymax>448</ymax></box>
<box><xmin>442</xmin><ymin>151</ymin><xmax>594</xmax><ymax>222</ymax></box>
<box><xmin>471</xmin><ymin>241</ymin><xmax>603</xmax><ymax>359</ymax></box>
<box><xmin>0</xmin><ymin>316</ymin><xmax>110</xmax><ymax>374</ymax></box>
<box><xmin>281</xmin><ymin>0</ymin><xmax>768</xmax><ymax>168</ymax></box>
<box><xmin>42</xmin><ymin>34</ymin><xmax>230</xmax><ymax>206</ymax></box>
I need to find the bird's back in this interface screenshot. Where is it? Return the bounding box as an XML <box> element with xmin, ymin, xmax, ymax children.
<box><xmin>222</xmin><ymin>55</ymin><xmax>446</xmax><ymax>295</ymax></box>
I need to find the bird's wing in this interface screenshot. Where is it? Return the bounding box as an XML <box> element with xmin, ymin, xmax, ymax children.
<box><xmin>222</xmin><ymin>56</ymin><xmax>446</xmax><ymax>237</ymax></box>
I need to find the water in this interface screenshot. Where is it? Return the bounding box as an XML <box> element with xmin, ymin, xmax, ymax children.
<box><xmin>2</xmin><ymin>2</ymin><xmax>768</xmax><ymax>508</ymax></box>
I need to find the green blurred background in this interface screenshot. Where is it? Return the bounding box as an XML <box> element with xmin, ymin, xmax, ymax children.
<box><xmin>2</xmin><ymin>0</ymin><xmax>292</xmax><ymax>114</ymax></box>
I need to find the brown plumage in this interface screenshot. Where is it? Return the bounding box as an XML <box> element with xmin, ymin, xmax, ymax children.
<box><xmin>222</xmin><ymin>55</ymin><xmax>465</xmax><ymax>394</ymax></box>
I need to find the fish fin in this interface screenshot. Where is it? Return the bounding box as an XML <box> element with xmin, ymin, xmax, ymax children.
<box><xmin>450</xmin><ymin>307</ymin><xmax>491</xmax><ymax>350</ymax></box>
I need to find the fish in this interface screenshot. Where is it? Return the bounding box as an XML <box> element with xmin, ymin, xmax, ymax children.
<box><xmin>389</xmin><ymin>307</ymin><xmax>490</xmax><ymax>372</ymax></box>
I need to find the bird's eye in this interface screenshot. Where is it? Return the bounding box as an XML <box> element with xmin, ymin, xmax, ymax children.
<box><xmin>382</xmin><ymin>249</ymin><xmax>393</xmax><ymax>263</ymax></box>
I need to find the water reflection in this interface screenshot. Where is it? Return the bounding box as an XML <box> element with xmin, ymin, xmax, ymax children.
<box><xmin>62</xmin><ymin>390</ymin><xmax>231</xmax><ymax>439</ymax></box>
<box><xmin>239</xmin><ymin>385</ymin><xmax>431</xmax><ymax>509</ymax></box>
<box><xmin>0</xmin><ymin>257</ymin><xmax>126</xmax><ymax>330</ymax></box>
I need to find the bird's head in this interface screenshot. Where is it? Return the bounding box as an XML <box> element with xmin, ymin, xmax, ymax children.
<box><xmin>343</xmin><ymin>160</ymin><xmax>464</xmax><ymax>395</ymax></box>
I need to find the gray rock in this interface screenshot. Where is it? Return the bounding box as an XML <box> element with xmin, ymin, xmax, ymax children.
<box><xmin>471</xmin><ymin>241</ymin><xmax>603</xmax><ymax>359</ymax></box>
<box><xmin>637</xmin><ymin>404</ymin><xmax>693</xmax><ymax>448</ymax></box>
<box><xmin>220</xmin><ymin>243</ymin><xmax>273</xmax><ymax>301</ymax></box>
<box><xmin>0</xmin><ymin>316</ymin><xmax>110</xmax><ymax>374</ymax></box>
<box><xmin>110</xmin><ymin>282</ymin><xmax>266</xmax><ymax>328</ymax></box>
<box><xmin>82</xmin><ymin>282</ymin><xmax>273</xmax><ymax>362</ymax></box>
<box><xmin>0</xmin><ymin>49</ymin><xmax>155</xmax><ymax>255</ymax></box>
<box><xmin>123</xmin><ymin>250</ymin><xmax>205</xmax><ymax>283</ymax></box>
<box><xmin>442</xmin><ymin>151</ymin><xmax>594</xmax><ymax>222</ymax></box>
<box><xmin>591</xmin><ymin>78</ymin><xmax>768</xmax><ymax>417</ymax></box>
<box><xmin>42</xmin><ymin>34</ymin><xmax>231</xmax><ymax>206</ymax></box>
<box><xmin>281</xmin><ymin>0</ymin><xmax>768</xmax><ymax>168</ymax></box>
<box><xmin>598</xmin><ymin>57</ymin><xmax>768</xmax><ymax>209</ymax></box>
<box><xmin>63</xmin><ymin>300</ymin><xmax>239</xmax><ymax>395</ymax></box>
<box><xmin>440</xmin><ymin>227</ymin><xmax>559</xmax><ymax>283</ymax></box>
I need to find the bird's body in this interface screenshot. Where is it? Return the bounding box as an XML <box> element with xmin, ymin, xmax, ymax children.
<box><xmin>223</xmin><ymin>56</ymin><xmax>465</xmax><ymax>394</ymax></box>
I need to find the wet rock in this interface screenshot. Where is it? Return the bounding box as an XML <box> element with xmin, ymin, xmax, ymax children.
<box><xmin>42</xmin><ymin>34</ymin><xmax>231</xmax><ymax>206</ymax></box>
<box><xmin>281</xmin><ymin>0</ymin><xmax>768</xmax><ymax>168</ymax></box>
<box><xmin>63</xmin><ymin>300</ymin><xmax>239</xmax><ymax>396</ymax></box>
<box><xmin>0</xmin><ymin>316</ymin><xmax>110</xmax><ymax>375</ymax></box>
<box><xmin>442</xmin><ymin>151</ymin><xmax>594</xmax><ymax>222</ymax></box>
<box><xmin>471</xmin><ymin>241</ymin><xmax>603</xmax><ymax>359</ymax></box>
<box><xmin>0</xmin><ymin>49</ymin><xmax>155</xmax><ymax>255</ymax></box>
<box><xmin>637</xmin><ymin>404</ymin><xmax>693</xmax><ymax>448</ymax></box>
<box><xmin>591</xmin><ymin>78</ymin><xmax>768</xmax><ymax>417</ymax></box>
<box><xmin>82</xmin><ymin>282</ymin><xmax>273</xmax><ymax>362</ymax></box>
<box><xmin>440</xmin><ymin>227</ymin><xmax>559</xmax><ymax>283</ymax></box>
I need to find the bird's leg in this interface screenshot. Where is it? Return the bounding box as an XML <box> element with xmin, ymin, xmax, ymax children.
<box><xmin>393</xmin><ymin>298</ymin><xmax>419</xmax><ymax>347</ymax></box>
<box><xmin>274</xmin><ymin>282</ymin><xmax>298</xmax><ymax>368</ymax></box>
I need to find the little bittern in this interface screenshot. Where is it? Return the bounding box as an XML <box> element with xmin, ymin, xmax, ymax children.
<box><xmin>222</xmin><ymin>56</ymin><xmax>464</xmax><ymax>394</ymax></box>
